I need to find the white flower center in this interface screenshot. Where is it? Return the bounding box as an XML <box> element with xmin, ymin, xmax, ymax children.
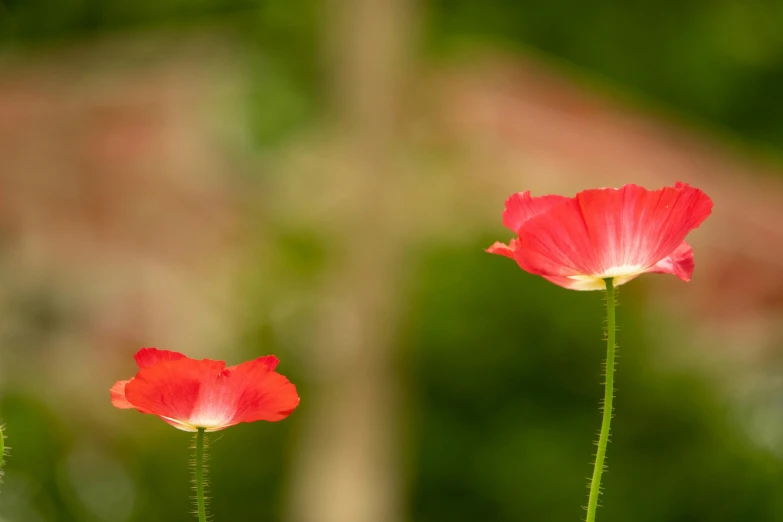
<box><xmin>566</xmin><ymin>264</ymin><xmax>647</xmax><ymax>290</ymax></box>
<box><xmin>598</xmin><ymin>264</ymin><xmax>644</xmax><ymax>278</ymax></box>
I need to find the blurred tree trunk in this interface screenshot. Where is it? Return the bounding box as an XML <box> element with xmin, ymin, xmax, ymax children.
<box><xmin>285</xmin><ymin>1</ymin><xmax>415</xmax><ymax>522</ymax></box>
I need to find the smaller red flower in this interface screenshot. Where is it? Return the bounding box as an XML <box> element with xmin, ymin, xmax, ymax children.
<box><xmin>487</xmin><ymin>182</ymin><xmax>713</xmax><ymax>290</ymax></box>
<box><xmin>111</xmin><ymin>348</ymin><xmax>300</xmax><ymax>431</ymax></box>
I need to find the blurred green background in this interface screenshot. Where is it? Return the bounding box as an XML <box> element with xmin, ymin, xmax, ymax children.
<box><xmin>0</xmin><ymin>1</ymin><xmax>782</xmax><ymax>522</ymax></box>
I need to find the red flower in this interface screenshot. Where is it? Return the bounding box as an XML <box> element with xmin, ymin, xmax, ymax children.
<box><xmin>487</xmin><ymin>182</ymin><xmax>713</xmax><ymax>290</ymax></box>
<box><xmin>111</xmin><ymin>348</ymin><xmax>300</xmax><ymax>431</ymax></box>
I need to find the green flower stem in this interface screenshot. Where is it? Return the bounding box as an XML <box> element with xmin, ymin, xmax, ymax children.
<box><xmin>586</xmin><ymin>278</ymin><xmax>616</xmax><ymax>522</ymax></box>
<box><xmin>195</xmin><ymin>428</ymin><xmax>207</xmax><ymax>522</ymax></box>
<box><xmin>0</xmin><ymin>423</ymin><xmax>4</xmax><ymax>471</ymax></box>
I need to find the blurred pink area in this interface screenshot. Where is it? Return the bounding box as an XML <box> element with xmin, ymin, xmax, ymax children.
<box><xmin>0</xmin><ymin>36</ymin><xmax>779</xmax><ymax>383</ymax></box>
<box><xmin>0</xmin><ymin>41</ymin><xmax>245</xmax><ymax>400</ymax></box>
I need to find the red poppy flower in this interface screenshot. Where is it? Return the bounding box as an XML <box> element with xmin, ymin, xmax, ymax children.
<box><xmin>487</xmin><ymin>182</ymin><xmax>713</xmax><ymax>290</ymax></box>
<box><xmin>111</xmin><ymin>348</ymin><xmax>300</xmax><ymax>431</ymax></box>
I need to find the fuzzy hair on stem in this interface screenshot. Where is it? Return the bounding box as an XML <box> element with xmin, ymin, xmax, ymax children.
<box><xmin>0</xmin><ymin>423</ymin><xmax>8</xmax><ymax>488</ymax></box>
<box><xmin>191</xmin><ymin>428</ymin><xmax>211</xmax><ymax>522</ymax></box>
<box><xmin>585</xmin><ymin>279</ymin><xmax>617</xmax><ymax>522</ymax></box>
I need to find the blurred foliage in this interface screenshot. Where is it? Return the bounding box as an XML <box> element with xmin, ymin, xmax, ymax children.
<box><xmin>429</xmin><ymin>0</ymin><xmax>783</xmax><ymax>155</ymax></box>
<box><xmin>0</xmin><ymin>394</ymin><xmax>297</xmax><ymax>522</ymax></box>
<box><xmin>4</xmin><ymin>235</ymin><xmax>782</xmax><ymax>522</ymax></box>
<box><xmin>0</xmin><ymin>1</ymin><xmax>782</xmax><ymax>521</ymax></box>
<box><xmin>0</xmin><ymin>0</ymin><xmax>322</xmax><ymax>148</ymax></box>
<box><xmin>6</xmin><ymin>0</ymin><xmax>783</xmax><ymax>153</ymax></box>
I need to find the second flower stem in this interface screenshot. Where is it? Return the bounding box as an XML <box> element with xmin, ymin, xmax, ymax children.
<box><xmin>0</xmin><ymin>423</ymin><xmax>4</xmax><ymax>477</ymax></box>
<box><xmin>195</xmin><ymin>428</ymin><xmax>207</xmax><ymax>522</ymax></box>
<box><xmin>586</xmin><ymin>278</ymin><xmax>616</xmax><ymax>522</ymax></box>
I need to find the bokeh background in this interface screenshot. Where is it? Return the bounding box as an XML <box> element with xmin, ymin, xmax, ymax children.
<box><xmin>1</xmin><ymin>1</ymin><xmax>783</xmax><ymax>521</ymax></box>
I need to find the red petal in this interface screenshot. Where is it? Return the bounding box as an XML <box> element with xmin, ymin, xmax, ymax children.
<box><xmin>227</xmin><ymin>355</ymin><xmax>280</xmax><ymax>373</ymax></box>
<box><xmin>489</xmin><ymin>239</ymin><xmax>602</xmax><ymax>289</ymax></box>
<box><xmin>110</xmin><ymin>380</ymin><xmax>135</xmax><ymax>409</ymax></box>
<box><xmin>502</xmin><ymin>191</ymin><xmax>570</xmax><ymax>234</ymax></box>
<box><xmin>225</xmin><ymin>359</ymin><xmax>300</xmax><ymax>425</ymax></box>
<box><xmin>258</xmin><ymin>355</ymin><xmax>280</xmax><ymax>370</ymax></box>
<box><xmin>646</xmin><ymin>241</ymin><xmax>694</xmax><ymax>281</ymax></box>
<box><xmin>111</xmin><ymin>349</ymin><xmax>189</xmax><ymax>414</ymax></box>
<box><xmin>123</xmin><ymin>355</ymin><xmax>298</xmax><ymax>431</ymax></box>
<box><xmin>486</xmin><ymin>240</ymin><xmax>516</xmax><ymax>259</ymax></box>
<box><xmin>134</xmin><ymin>347</ymin><xmax>187</xmax><ymax>368</ymax></box>
<box><xmin>125</xmin><ymin>358</ymin><xmax>227</xmax><ymax>430</ymax></box>
<box><xmin>515</xmin><ymin>183</ymin><xmax>712</xmax><ymax>281</ymax></box>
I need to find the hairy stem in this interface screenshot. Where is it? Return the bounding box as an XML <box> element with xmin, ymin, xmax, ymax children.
<box><xmin>0</xmin><ymin>423</ymin><xmax>4</xmax><ymax>482</ymax></box>
<box><xmin>586</xmin><ymin>278</ymin><xmax>616</xmax><ymax>522</ymax></box>
<box><xmin>194</xmin><ymin>428</ymin><xmax>208</xmax><ymax>522</ymax></box>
